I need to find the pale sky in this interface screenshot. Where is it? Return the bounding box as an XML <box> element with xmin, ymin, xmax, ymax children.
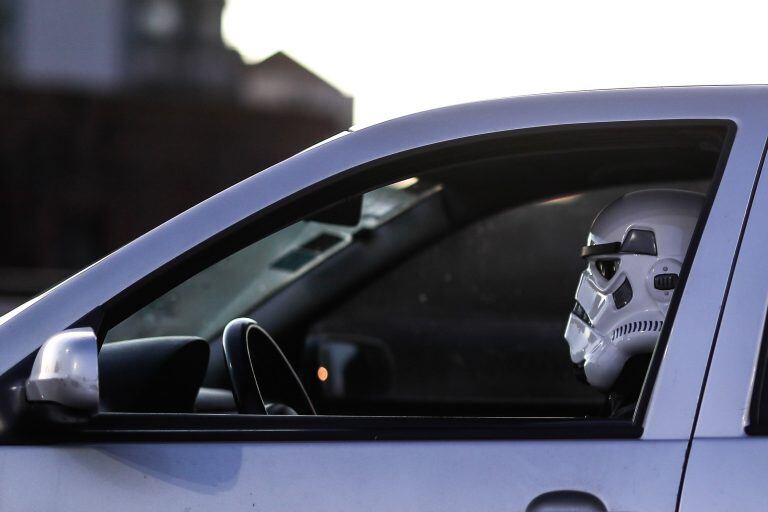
<box><xmin>222</xmin><ymin>0</ymin><xmax>768</xmax><ymax>127</ymax></box>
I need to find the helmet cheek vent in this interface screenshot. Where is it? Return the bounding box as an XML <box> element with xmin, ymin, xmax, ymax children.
<box><xmin>612</xmin><ymin>278</ymin><xmax>633</xmax><ymax>309</ymax></box>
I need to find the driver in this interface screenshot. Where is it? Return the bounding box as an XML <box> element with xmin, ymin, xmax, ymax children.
<box><xmin>564</xmin><ymin>189</ymin><xmax>704</xmax><ymax>412</ymax></box>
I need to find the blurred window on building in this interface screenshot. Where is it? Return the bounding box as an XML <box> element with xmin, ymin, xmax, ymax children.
<box><xmin>127</xmin><ymin>0</ymin><xmax>241</xmax><ymax>96</ymax></box>
<box><xmin>0</xmin><ymin>0</ymin><xmax>15</xmax><ymax>81</ymax></box>
<box><xmin>136</xmin><ymin>0</ymin><xmax>181</xmax><ymax>40</ymax></box>
<box><xmin>9</xmin><ymin>0</ymin><xmax>123</xmax><ymax>90</ymax></box>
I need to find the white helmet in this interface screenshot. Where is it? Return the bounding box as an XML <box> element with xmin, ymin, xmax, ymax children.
<box><xmin>564</xmin><ymin>189</ymin><xmax>704</xmax><ymax>390</ymax></box>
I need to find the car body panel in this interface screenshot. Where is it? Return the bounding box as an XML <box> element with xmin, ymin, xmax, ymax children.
<box><xmin>679</xmin><ymin>96</ymin><xmax>768</xmax><ymax>510</ymax></box>
<box><xmin>1</xmin><ymin>440</ymin><xmax>684</xmax><ymax>512</ymax></box>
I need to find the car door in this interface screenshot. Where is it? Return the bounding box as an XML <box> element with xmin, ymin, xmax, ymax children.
<box><xmin>679</xmin><ymin>104</ymin><xmax>768</xmax><ymax>511</ymax></box>
<box><xmin>0</xmin><ymin>88</ymin><xmax>765</xmax><ymax>512</ymax></box>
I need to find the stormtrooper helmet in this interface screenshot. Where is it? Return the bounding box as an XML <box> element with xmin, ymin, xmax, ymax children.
<box><xmin>564</xmin><ymin>189</ymin><xmax>704</xmax><ymax>390</ymax></box>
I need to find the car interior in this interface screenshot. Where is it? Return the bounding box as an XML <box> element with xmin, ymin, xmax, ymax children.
<box><xmin>100</xmin><ymin>122</ymin><xmax>729</xmax><ymax>420</ymax></box>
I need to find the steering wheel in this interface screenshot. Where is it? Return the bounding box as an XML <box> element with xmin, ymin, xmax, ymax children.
<box><xmin>222</xmin><ymin>318</ymin><xmax>315</xmax><ymax>415</ymax></box>
<box><xmin>222</xmin><ymin>318</ymin><xmax>267</xmax><ymax>414</ymax></box>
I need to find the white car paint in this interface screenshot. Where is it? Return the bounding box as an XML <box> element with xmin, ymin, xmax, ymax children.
<box><xmin>1</xmin><ymin>86</ymin><xmax>768</xmax><ymax>511</ymax></box>
<box><xmin>678</xmin><ymin>89</ymin><xmax>768</xmax><ymax>511</ymax></box>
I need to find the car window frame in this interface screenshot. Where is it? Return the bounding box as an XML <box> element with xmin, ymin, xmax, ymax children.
<box><xmin>700</xmin><ymin>136</ymin><xmax>768</xmax><ymax>437</ymax></box>
<box><xmin>53</xmin><ymin>120</ymin><xmax>739</xmax><ymax>443</ymax></box>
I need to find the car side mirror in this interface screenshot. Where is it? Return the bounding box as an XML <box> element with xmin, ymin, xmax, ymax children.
<box><xmin>25</xmin><ymin>328</ymin><xmax>99</xmax><ymax>414</ymax></box>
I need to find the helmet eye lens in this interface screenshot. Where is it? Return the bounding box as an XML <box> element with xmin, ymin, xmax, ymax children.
<box><xmin>595</xmin><ymin>259</ymin><xmax>619</xmax><ymax>280</ymax></box>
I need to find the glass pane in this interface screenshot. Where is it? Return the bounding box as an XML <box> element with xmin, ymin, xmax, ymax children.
<box><xmin>106</xmin><ymin>179</ymin><xmax>433</xmax><ymax>342</ymax></box>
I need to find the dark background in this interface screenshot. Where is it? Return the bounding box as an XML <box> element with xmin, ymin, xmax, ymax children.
<box><xmin>0</xmin><ymin>0</ymin><xmax>352</xmax><ymax>311</ymax></box>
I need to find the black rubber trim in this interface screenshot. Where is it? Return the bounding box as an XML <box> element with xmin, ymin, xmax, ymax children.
<box><xmin>746</xmin><ymin>300</ymin><xmax>768</xmax><ymax>434</ymax></box>
<box><xmin>580</xmin><ymin>230</ymin><xmax>658</xmax><ymax>259</ymax></box>
<box><xmin>580</xmin><ymin>242</ymin><xmax>622</xmax><ymax>258</ymax></box>
<box><xmin>745</xmin><ymin>423</ymin><xmax>768</xmax><ymax>435</ymax></box>
<box><xmin>6</xmin><ymin>414</ymin><xmax>642</xmax><ymax>444</ymax></box>
<box><xmin>675</xmin><ymin>134</ymin><xmax>768</xmax><ymax>511</ymax></box>
<box><xmin>632</xmin><ymin>120</ymin><xmax>737</xmax><ymax>428</ymax></box>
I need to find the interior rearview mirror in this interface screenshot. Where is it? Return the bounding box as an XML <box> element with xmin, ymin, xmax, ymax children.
<box><xmin>25</xmin><ymin>328</ymin><xmax>99</xmax><ymax>413</ymax></box>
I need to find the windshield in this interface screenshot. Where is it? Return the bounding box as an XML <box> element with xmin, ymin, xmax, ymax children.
<box><xmin>105</xmin><ymin>179</ymin><xmax>435</xmax><ymax>342</ymax></box>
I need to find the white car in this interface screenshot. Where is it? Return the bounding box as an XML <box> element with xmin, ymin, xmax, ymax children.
<box><xmin>1</xmin><ymin>86</ymin><xmax>767</xmax><ymax>512</ymax></box>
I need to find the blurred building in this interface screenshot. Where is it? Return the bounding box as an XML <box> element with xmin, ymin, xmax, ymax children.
<box><xmin>0</xmin><ymin>1</ymin><xmax>13</xmax><ymax>81</ymax></box>
<box><xmin>0</xmin><ymin>0</ymin><xmax>352</xmax><ymax>123</ymax></box>
<box><xmin>0</xmin><ymin>0</ymin><xmax>353</xmax><ymax>309</ymax></box>
<box><xmin>0</xmin><ymin>0</ymin><xmax>238</xmax><ymax>94</ymax></box>
<box><xmin>241</xmin><ymin>52</ymin><xmax>352</xmax><ymax>126</ymax></box>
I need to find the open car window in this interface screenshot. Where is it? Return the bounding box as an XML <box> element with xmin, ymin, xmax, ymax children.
<box><xmin>106</xmin><ymin>180</ymin><xmax>438</xmax><ymax>343</ymax></box>
<box><xmin>303</xmin><ymin>181</ymin><xmax>709</xmax><ymax>417</ymax></box>
<box><xmin>100</xmin><ymin>122</ymin><xmax>730</xmax><ymax>423</ymax></box>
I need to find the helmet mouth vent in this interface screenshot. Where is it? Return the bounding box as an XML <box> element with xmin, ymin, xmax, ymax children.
<box><xmin>610</xmin><ymin>320</ymin><xmax>663</xmax><ymax>341</ymax></box>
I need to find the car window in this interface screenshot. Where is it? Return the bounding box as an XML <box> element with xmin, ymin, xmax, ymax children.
<box><xmin>304</xmin><ymin>182</ymin><xmax>708</xmax><ymax>417</ymax></box>
<box><xmin>106</xmin><ymin>180</ymin><xmax>436</xmax><ymax>342</ymax></box>
<box><xmin>100</xmin><ymin>122</ymin><xmax>727</xmax><ymax>419</ymax></box>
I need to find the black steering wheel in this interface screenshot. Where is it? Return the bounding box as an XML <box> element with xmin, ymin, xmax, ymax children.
<box><xmin>222</xmin><ymin>318</ymin><xmax>315</xmax><ymax>415</ymax></box>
